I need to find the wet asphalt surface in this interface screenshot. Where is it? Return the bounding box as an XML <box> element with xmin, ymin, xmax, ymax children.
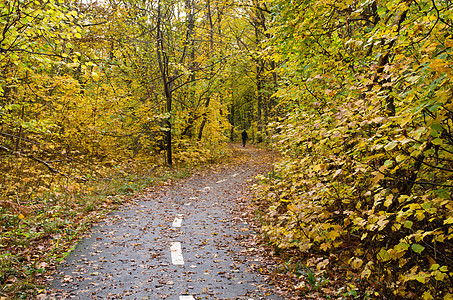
<box><xmin>48</xmin><ymin>146</ymin><xmax>282</xmax><ymax>299</ymax></box>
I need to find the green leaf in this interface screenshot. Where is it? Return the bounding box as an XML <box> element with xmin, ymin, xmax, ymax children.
<box><xmin>377</xmin><ymin>248</ymin><xmax>390</xmax><ymax>261</ymax></box>
<box><xmin>411</xmin><ymin>243</ymin><xmax>425</xmax><ymax>254</ymax></box>
<box><xmin>430</xmin><ymin>130</ymin><xmax>440</xmax><ymax>137</ymax></box>
<box><xmin>404</xmin><ymin>220</ymin><xmax>413</xmax><ymax>229</ymax></box>
<box><xmin>376</xmin><ymin>6</ymin><xmax>387</xmax><ymax>16</ymax></box>
<box><xmin>432</xmin><ymin>138</ymin><xmax>443</xmax><ymax>145</ymax></box>
<box><xmin>395</xmin><ymin>242</ymin><xmax>410</xmax><ymax>251</ymax></box>
<box><xmin>431</xmin><ymin>123</ymin><xmax>442</xmax><ymax>132</ymax></box>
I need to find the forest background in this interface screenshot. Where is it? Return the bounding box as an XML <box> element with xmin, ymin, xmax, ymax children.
<box><xmin>1</xmin><ymin>0</ymin><xmax>453</xmax><ymax>299</ymax></box>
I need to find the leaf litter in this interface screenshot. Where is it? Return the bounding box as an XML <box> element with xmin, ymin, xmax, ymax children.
<box><xmin>42</xmin><ymin>144</ymin><xmax>295</xmax><ymax>299</ymax></box>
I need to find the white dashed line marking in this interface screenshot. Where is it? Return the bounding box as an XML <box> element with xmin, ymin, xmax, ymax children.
<box><xmin>172</xmin><ymin>214</ymin><xmax>183</xmax><ymax>228</ymax></box>
<box><xmin>173</xmin><ymin>200</ymin><xmax>192</xmax><ymax>298</ymax></box>
<box><xmin>216</xmin><ymin>179</ymin><xmax>227</xmax><ymax>183</ymax></box>
<box><xmin>170</xmin><ymin>242</ymin><xmax>184</xmax><ymax>265</ymax></box>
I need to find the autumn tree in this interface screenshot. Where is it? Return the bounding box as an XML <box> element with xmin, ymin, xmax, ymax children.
<box><xmin>1</xmin><ymin>1</ymin><xmax>241</xmax><ymax>296</ymax></box>
<box><xmin>223</xmin><ymin>0</ymin><xmax>279</xmax><ymax>142</ymax></box>
<box><xmin>1</xmin><ymin>0</ymin><xmax>241</xmax><ymax>204</ymax></box>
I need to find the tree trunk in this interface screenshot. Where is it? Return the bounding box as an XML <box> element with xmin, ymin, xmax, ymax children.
<box><xmin>198</xmin><ymin>0</ymin><xmax>215</xmax><ymax>141</ymax></box>
<box><xmin>156</xmin><ymin>1</ymin><xmax>172</xmax><ymax>166</ymax></box>
<box><xmin>252</xmin><ymin>0</ymin><xmax>267</xmax><ymax>140</ymax></box>
<box><xmin>370</xmin><ymin>3</ymin><xmax>408</xmax><ymax>117</ymax></box>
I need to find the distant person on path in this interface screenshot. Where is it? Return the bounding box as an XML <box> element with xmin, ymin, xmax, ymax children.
<box><xmin>241</xmin><ymin>130</ymin><xmax>248</xmax><ymax>147</ymax></box>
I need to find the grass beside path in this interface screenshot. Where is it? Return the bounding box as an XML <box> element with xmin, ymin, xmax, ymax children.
<box><xmin>0</xmin><ymin>146</ymin><xmax>248</xmax><ymax>299</ymax></box>
<box><xmin>1</xmin><ymin>142</ymin><xmax>278</xmax><ymax>299</ymax></box>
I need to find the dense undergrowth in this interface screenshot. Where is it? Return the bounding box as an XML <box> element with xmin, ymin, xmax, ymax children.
<box><xmin>253</xmin><ymin>0</ymin><xmax>453</xmax><ymax>299</ymax></box>
<box><xmin>255</xmin><ymin>99</ymin><xmax>453</xmax><ymax>299</ymax></box>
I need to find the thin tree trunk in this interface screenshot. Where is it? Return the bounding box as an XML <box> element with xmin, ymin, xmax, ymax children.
<box><xmin>256</xmin><ymin>60</ymin><xmax>264</xmax><ymax>140</ymax></box>
<box><xmin>156</xmin><ymin>1</ymin><xmax>172</xmax><ymax>166</ymax></box>
<box><xmin>155</xmin><ymin>0</ymin><xmax>199</xmax><ymax>163</ymax></box>
<box><xmin>253</xmin><ymin>0</ymin><xmax>266</xmax><ymax>139</ymax></box>
<box><xmin>229</xmin><ymin>102</ymin><xmax>235</xmax><ymax>141</ymax></box>
<box><xmin>198</xmin><ymin>0</ymin><xmax>214</xmax><ymax>140</ymax></box>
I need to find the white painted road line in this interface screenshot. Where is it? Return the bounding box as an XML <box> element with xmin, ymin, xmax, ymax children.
<box><xmin>172</xmin><ymin>214</ymin><xmax>183</xmax><ymax>228</ymax></box>
<box><xmin>179</xmin><ymin>296</ymin><xmax>195</xmax><ymax>300</ymax></box>
<box><xmin>170</xmin><ymin>242</ymin><xmax>184</xmax><ymax>265</ymax></box>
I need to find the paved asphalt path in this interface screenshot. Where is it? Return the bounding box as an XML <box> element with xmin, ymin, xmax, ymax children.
<box><xmin>48</xmin><ymin>146</ymin><xmax>282</xmax><ymax>299</ymax></box>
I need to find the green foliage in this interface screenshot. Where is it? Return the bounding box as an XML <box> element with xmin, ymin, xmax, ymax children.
<box><xmin>256</xmin><ymin>0</ymin><xmax>453</xmax><ymax>298</ymax></box>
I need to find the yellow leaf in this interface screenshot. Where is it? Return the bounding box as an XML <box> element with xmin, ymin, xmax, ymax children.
<box><xmin>439</xmin><ymin>266</ymin><xmax>448</xmax><ymax>272</ymax></box>
<box><xmin>377</xmin><ymin>248</ymin><xmax>390</xmax><ymax>262</ymax></box>
<box><xmin>320</xmin><ymin>242</ymin><xmax>330</xmax><ymax>251</ymax></box>
<box><xmin>415</xmin><ymin>272</ymin><xmax>429</xmax><ymax>283</ymax></box>
<box><xmin>422</xmin><ymin>291</ymin><xmax>434</xmax><ymax>300</ymax></box>
<box><xmin>444</xmin><ymin>217</ymin><xmax>453</xmax><ymax>225</ymax></box>
<box><xmin>395</xmin><ymin>154</ymin><xmax>407</xmax><ymax>163</ymax></box>
<box><xmin>316</xmin><ymin>258</ymin><xmax>329</xmax><ymax>270</ymax></box>
<box><xmin>384</xmin><ymin>141</ymin><xmax>398</xmax><ymax>151</ymax></box>
<box><xmin>312</xmin><ymin>164</ymin><xmax>322</xmax><ymax>172</ymax></box>
<box><xmin>360</xmin><ymin>262</ymin><xmax>373</xmax><ymax>279</ymax></box>
<box><xmin>351</xmin><ymin>257</ymin><xmax>363</xmax><ymax>269</ymax></box>
<box><xmin>433</xmin><ymin>270</ymin><xmax>446</xmax><ymax>281</ymax></box>
<box><xmin>377</xmin><ymin>217</ymin><xmax>389</xmax><ymax>230</ymax></box>
<box><xmin>430</xmin><ymin>58</ymin><xmax>450</xmax><ymax>74</ymax></box>
<box><xmin>415</xmin><ymin>210</ymin><xmax>426</xmax><ymax>221</ymax></box>
<box><xmin>399</xmin><ymin>258</ymin><xmax>408</xmax><ymax>267</ymax></box>
<box><xmin>384</xmin><ymin>194</ymin><xmax>394</xmax><ymax>207</ymax></box>
<box><xmin>327</xmin><ymin>229</ymin><xmax>341</xmax><ymax>240</ymax></box>
<box><xmin>18</xmin><ymin>214</ymin><xmax>25</xmax><ymax>219</ymax></box>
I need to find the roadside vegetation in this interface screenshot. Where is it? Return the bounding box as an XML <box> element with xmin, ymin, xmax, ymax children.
<box><xmin>253</xmin><ymin>0</ymin><xmax>453</xmax><ymax>299</ymax></box>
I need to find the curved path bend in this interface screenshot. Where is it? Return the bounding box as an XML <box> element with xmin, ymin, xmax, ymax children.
<box><xmin>48</xmin><ymin>145</ymin><xmax>282</xmax><ymax>300</ymax></box>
